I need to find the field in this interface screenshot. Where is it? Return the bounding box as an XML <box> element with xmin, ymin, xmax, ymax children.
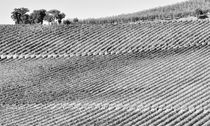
<box><xmin>1</xmin><ymin>20</ymin><xmax>210</xmax><ymax>125</ymax></box>
<box><xmin>1</xmin><ymin>19</ymin><xmax>210</xmax><ymax>57</ymax></box>
<box><xmin>81</xmin><ymin>0</ymin><xmax>210</xmax><ymax>24</ymax></box>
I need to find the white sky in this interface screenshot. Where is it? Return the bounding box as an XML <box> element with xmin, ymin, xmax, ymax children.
<box><xmin>1</xmin><ymin>0</ymin><xmax>186</xmax><ymax>24</ymax></box>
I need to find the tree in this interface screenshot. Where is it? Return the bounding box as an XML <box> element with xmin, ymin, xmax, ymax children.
<box><xmin>73</xmin><ymin>18</ymin><xmax>79</xmax><ymax>23</ymax></box>
<box><xmin>21</xmin><ymin>14</ymin><xmax>30</xmax><ymax>24</ymax></box>
<box><xmin>30</xmin><ymin>9</ymin><xmax>47</xmax><ymax>24</ymax></box>
<box><xmin>63</xmin><ymin>19</ymin><xmax>71</xmax><ymax>25</ymax></box>
<box><xmin>48</xmin><ymin>9</ymin><xmax>60</xmax><ymax>16</ymax></box>
<box><xmin>48</xmin><ymin>9</ymin><xmax>65</xmax><ymax>24</ymax></box>
<box><xmin>48</xmin><ymin>9</ymin><xmax>60</xmax><ymax>23</ymax></box>
<box><xmin>195</xmin><ymin>8</ymin><xmax>208</xmax><ymax>19</ymax></box>
<box><xmin>57</xmin><ymin>13</ymin><xmax>65</xmax><ymax>24</ymax></box>
<box><xmin>44</xmin><ymin>14</ymin><xmax>55</xmax><ymax>24</ymax></box>
<box><xmin>195</xmin><ymin>8</ymin><xmax>203</xmax><ymax>16</ymax></box>
<box><xmin>11</xmin><ymin>8</ymin><xmax>67</xmax><ymax>25</ymax></box>
<box><xmin>11</xmin><ymin>8</ymin><xmax>29</xmax><ymax>24</ymax></box>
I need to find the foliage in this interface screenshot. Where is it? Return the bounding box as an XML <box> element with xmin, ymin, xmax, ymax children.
<box><xmin>48</xmin><ymin>9</ymin><xmax>61</xmax><ymax>16</ymax></box>
<box><xmin>195</xmin><ymin>8</ymin><xmax>204</xmax><ymax>15</ymax></box>
<box><xmin>21</xmin><ymin>14</ymin><xmax>31</xmax><ymax>24</ymax></box>
<box><xmin>30</xmin><ymin>9</ymin><xmax>47</xmax><ymax>24</ymax></box>
<box><xmin>11</xmin><ymin>8</ymin><xmax>65</xmax><ymax>25</ymax></box>
<box><xmin>47</xmin><ymin>9</ymin><xmax>65</xmax><ymax>24</ymax></box>
<box><xmin>73</xmin><ymin>18</ymin><xmax>79</xmax><ymax>23</ymax></box>
<box><xmin>44</xmin><ymin>14</ymin><xmax>55</xmax><ymax>24</ymax></box>
<box><xmin>63</xmin><ymin>19</ymin><xmax>71</xmax><ymax>25</ymax></box>
<box><xmin>195</xmin><ymin>8</ymin><xmax>208</xmax><ymax>19</ymax></box>
<box><xmin>57</xmin><ymin>13</ymin><xmax>66</xmax><ymax>24</ymax></box>
<box><xmin>11</xmin><ymin>8</ymin><xmax>29</xmax><ymax>24</ymax></box>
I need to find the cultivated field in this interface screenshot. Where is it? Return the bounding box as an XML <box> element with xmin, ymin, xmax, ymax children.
<box><xmin>1</xmin><ymin>20</ymin><xmax>210</xmax><ymax>125</ymax></box>
<box><xmin>1</xmin><ymin>19</ymin><xmax>210</xmax><ymax>57</ymax></box>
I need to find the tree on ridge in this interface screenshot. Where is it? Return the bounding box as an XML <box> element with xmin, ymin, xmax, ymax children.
<box><xmin>47</xmin><ymin>9</ymin><xmax>66</xmax><ymax>24</ymax></box>
<box><xmin>30</xmin><ymin>9</ymin><xmax>47</xmax><ymax>24</ymax></box>
<box><xmin>11</xmin><ymin>8</ymin><xmax>29</xmax><ymax>24</ymax></box>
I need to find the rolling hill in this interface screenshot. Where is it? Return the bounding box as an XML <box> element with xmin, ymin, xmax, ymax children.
<box><xmin>81</xmin><ymin>0</ymin><xmax>210</xmax><ymax>24</ymax></box>
<box><xmin>1</xmin><ymin>19</ymin><xmax>210</xmax><ymax>125</ymax></box>
<box><xmin>1</xmin><ymin>19</ymin><xmax>210</xmax><ymax>57</ymax></box>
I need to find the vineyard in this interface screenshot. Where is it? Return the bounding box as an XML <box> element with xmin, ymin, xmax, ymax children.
<box><xmin>1</xmin><ymin>19</ymin><xmax>210</xmax><ymax>57</ymax></box>
<box><xmin>81</xmin><ymin>0</ymin><xmax>210</xmax><ymax>24</ymax></box>
<box><xmin>1</xmin><ymin>20</ymin><xmax>210</xmax><ymax>125</ymax></box>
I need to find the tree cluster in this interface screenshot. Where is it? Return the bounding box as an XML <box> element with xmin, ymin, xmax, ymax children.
<box><xmin>11</xmin><ymin>8</ymin><xmax>66</xmax><ymax>25</ymax></box>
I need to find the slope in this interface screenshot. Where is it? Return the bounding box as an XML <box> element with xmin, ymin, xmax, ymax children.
<box><xmin>1</xmin><ymin>20</ymin><xmax>210</xmax><ymax>57</ymax></box>
<box><xmin>82</xmin><ymin>0</ymin><xmax>210</xmax><ymax>24</ymax></box>
<box><xmin>1</xmin><ymin>20</ymin><xmax>210</xmax><ymax>125</ymax></box>
<box><xmin>1</xmin><ymin>44</ymin><xmax>210</xmax><ymax>125</ymax></box>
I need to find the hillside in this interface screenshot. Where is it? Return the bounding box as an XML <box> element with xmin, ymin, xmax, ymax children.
<box><xmin>1</xmin><ymin>19</ymin><xmax>210</xmax><ymax>57</ymax></box>
<box><xmin>2</xmin><ymin>20</ymin><xmax>210</xmax><ymax>125</ymax></box>
<box><xmin>81</xmin><ymin>0</ymin><xmax>210</xmax><ymax>24</ymax></box>
<box><xmin>1</xmin><ymin>41</ymin><xmax>210</xmax><ymax>125</ymax></box>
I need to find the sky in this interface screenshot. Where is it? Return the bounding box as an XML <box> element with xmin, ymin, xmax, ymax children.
<box><xmin>1</xmin><ymin>0</ymin><xmax>186</xmax><ymax>24</ymax></box>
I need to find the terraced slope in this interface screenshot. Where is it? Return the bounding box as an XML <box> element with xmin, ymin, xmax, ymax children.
<box><xmin>1</xmin><ymin>20</ymin><xmax>210</xmax><ymax>57</ymax></box>
<box><xmin>1</xmin><ymin>45</ymin><xmax>210</xmax><ymax>125</ymax></box>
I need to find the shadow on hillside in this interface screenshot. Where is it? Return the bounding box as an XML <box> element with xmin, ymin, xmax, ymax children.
<box><xmin>0</xmin><ymin>44</ymin><xmax>209</xmax><ymax>106</ymax></box>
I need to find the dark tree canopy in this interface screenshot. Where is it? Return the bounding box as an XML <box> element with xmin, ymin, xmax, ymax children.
<box><xmin>48</xmin><ymin>9</ymin><xmax>60</xmax><ymax>15</ymax></box>
<box><xmin>195</xmin><ymin>8</ymin><xmax>208</xmax><ymax>19</ymax></box>
<box><xmin>73</xmin><ymin>18</ymin><xmax>79</xmax><ymax>23</ymax></box>
<box><xmin>57</xmin><ymin>13</ymin><xmax>66</xmax><ymax>24</ymax></box>
<box><xmin>30</xmin><ymin>9</ymin><xmax>47</xmax><ymax>24</ymax></box>
<box><xmin>63</xmin><ymin>19</ymin><xmax>71</xmax><ymax>25</ymax></box>
<box><xmin>21</xmin><ymin>14</ymin><xmax>30</xmax><ymax>24</ymax></box>
<box><xmin>44</xmin><ymin>14</ymin><xmax>55</xmax><ymax>24</ymax></box>
<box><xmin>11</xmin><ymin>8</ymin><xmax>67</xmax><ymax>25</ymax></box>
<box><xmin>47</xmin><ymin>9</ymin><xmax>65</xmax><ymax>24</ymax></box>
<box><xmin>11</xmin><ymin>8</ymin><xmax>29</xmax><ymax>24</ymax></box>
<box><xmin>195</xmin><ymin>8</ymin><xmax>204</xmax><ymax>16</ymax></box>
